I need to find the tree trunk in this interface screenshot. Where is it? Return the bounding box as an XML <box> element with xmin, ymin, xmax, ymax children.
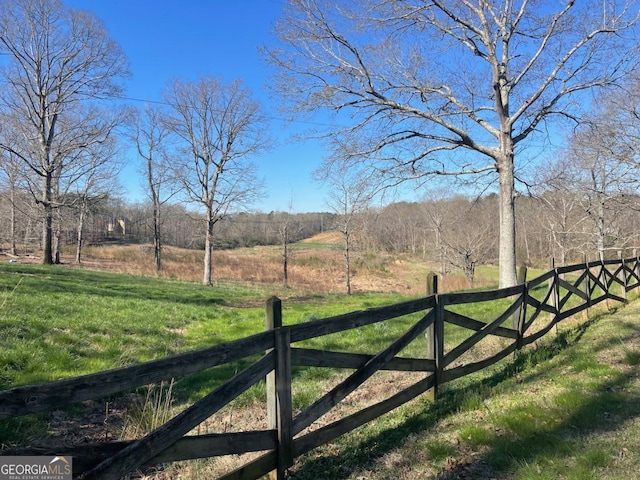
<box><xmin>596</xmin><ymin>163</ymin><xmax>607</xmax><ymax>261</ymax></box>
<box><xmin>9</xmin><ymin>181</ymin><xmax>16</xmax><ymax>256</ymax></box>
<box><xmin>344</xmin><ymin>229</ymin><xmax>351</xmax><ymax>295</ymax></box>
<box><xmin>153</xmin><ymin>200</ymin><xmax>161</xmax><ymax>271</ymax></box>
<box><xmin>464</xmin><ymin>255</ymin><xmax>476</xmax><ymax>289</ymax></box>
<box><xmin>147</xmin><ymin>151</ymin><xmax>162</xmax><ymax>271</ymax></box>
<box><xmin>52</xmin><ymin>207</ymin><xmax>61</xmax><ymax>264</ymax></box>
<box><xmin>282</xmin><ymin>223</ymin><xmax>289</xmax><ymax>288</ymax></box>
<box><xmin>76</xmin><ymin>206</ymin><xmax>85</xmax><ymax>263</ymax></box>
<box><xmin>39</xmin><ymin>113</ymin><xmax>57</xmax><ymax>264</ymax></box>
<box><xmin>597</xmin><ymin>193</ymin><xmax>606</xmax><ymax>261</ymax></box>
<box><xmin>42</xmin><ymin>204</ymin><xmax>53</xmax><ymax>264</ymax></box>
<box><xmin>53</xmin><ymin>228</ymin><xmax>60</xmax><ymax>264</ymax></box>
<box><xmin>203</xmin><ymin>211</ymin><xmax>214</xmax><ymax>286</ymax></box>
<box><xmin>497</xmin><ymin>155</ymin><xmax>517</xmax><ymax>288</ymax></box>
<box><xmin>41</xmin><ymin>170</ymin><xmax>54</xmax><ymax>264</ymax></box>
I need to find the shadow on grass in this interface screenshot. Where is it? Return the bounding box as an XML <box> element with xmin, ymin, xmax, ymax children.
<box><xmin>289</xmin><ymin>311</ymin><xmax>639</xmax><ymax>480</ymax></box>
<box><xmin>0</xmin><ymin>263</ymin><xmax>230</xmax><ymax>307</ymax></box>
<box><xmin>451</xmin><ymin>366</ymin><xmax>640</xmax><ymax>480</ymax></box>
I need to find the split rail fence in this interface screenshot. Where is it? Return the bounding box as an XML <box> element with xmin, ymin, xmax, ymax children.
<box><xmin>1</xmin><ymin>256</ymin><xmax>639</xmax><ymax>479</ymax></box>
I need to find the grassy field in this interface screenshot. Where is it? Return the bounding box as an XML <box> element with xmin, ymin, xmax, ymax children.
<box><xmin>0</xmin><ymin>260</ymin><xmax>417</xmax><ymax>445</ymax></box>
<box><xmin>0</xmin><ymin>243</ymin><xmax>638</xmax><ymax>479</ymax></box>
<box><xmin>57</xmin><ymin>237</ymin><xmax>500</xmax><ymax>295</ymax></box>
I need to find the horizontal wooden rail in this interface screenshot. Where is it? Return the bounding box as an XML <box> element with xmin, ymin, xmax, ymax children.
<box><xmin>439</xmin><ymin>283</ymin><xmax>523</xmax><ymax>305</ymax></box>
<box><xmin>291</xmin><ymin>348</ymin><xmax>436</xmax><ymax>372</ymax></box>
<box><xmin>287</xmin><ymin>296</ymin><xmax>434</xmax><ymax>344</ymax></box>
<box><xmin>0</xmin><ymin>330</ymin><xmax>275</xmax><ymax>419</ymax></box>
<box><xmin>23</xmin><ymin>431</ymin><xmax>277</xmax><ymax>476</ymax></box>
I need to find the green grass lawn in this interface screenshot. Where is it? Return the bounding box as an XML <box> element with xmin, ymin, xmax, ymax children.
<box><xmin>0</xmin><ymin>264</ymin><xmax>260</xmax><ymax>387</ymax></box>
<box><xmin>0</xmin><ymin>262</ymin><xmax>416</xmax><ymax>447</ymax></box>
<box><xmin>1</xmin><ymin>261</ymin><xmax>638</xmax><ymax>479</ymax></box>
<box><xmin>0</xmin><ymin>261</ymin><xmax>603</xmax><ymax>409</ymax></box>
<box><xmin>0</xmin><ymin>263</ymin><xmax>414</xmax><ymax>387</ymax></box>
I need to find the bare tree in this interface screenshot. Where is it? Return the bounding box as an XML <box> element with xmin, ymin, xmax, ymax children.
<box><xmin>131</xmin><ymin>104</ymin><xmax>177</xmax><ymax>271</ymax></box>
<box><xmin>70</xmin><ymin>137</ymin><xmax>122</xmax><ymax>263</ymax></box>
<box><xmin>421</xmin><ymin>188</ymin><xmax>458</xmax><ymax>274</ymax></box>
<box><xmin>325</xmin><ymin>168</ymin><xmax>377</xmax><ymax>295</ymax></box>
<box><xmin>538</xmin><ymin>190</ymin><xmax>588</xmax><ymax>266</ymax></box>
<box><xmin>267</xmin><ymin>0</ymin><xmax>640</xmax><ymax>287</ymax></box>
<box><xmin>0</xmin><ymin>150</ymin><xmax>27</xmax><ymax>255</ymax></box>
<box><xmin>276</xmin><ymin>197</ymin><xmax>302</xmax><ymax>288</ymax></box>
<box><xmin>0</xmin><ymin>0</ymin><xmax>129</xmax><ymax>264</ymax></box>
<box><xmin>567</xmin><ymin>123</ymin><xmax>640</xmax><ymax>260</ymax></box>
<box><xmin>424</xmin><ymin>195</ymin><xmax>497</xmax><ymax>287</ymax></box>
<box><xmin>163</xmin><ymin>77</ymin><xmax>269</xmax><ymax>285</ymax></box>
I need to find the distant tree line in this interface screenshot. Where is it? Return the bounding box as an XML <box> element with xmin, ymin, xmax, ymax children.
<box><xmin>2</xmin><ymin>179</ymin><xmax>639</xmax><ymax>291</ymax></box>
<box><xmin>0</xmin><ymin>191</ymin><xmax>335</xmax><ymax>253</ymax></box>
<box><xmin>353</xmin><ymin>190</ymin><xmax>640</xmax><ymax>288</ymax></box>
<box><xmin>1</xmin><ymin>0</ymin><xmax>639</xmax><ymax>289</ymax></box>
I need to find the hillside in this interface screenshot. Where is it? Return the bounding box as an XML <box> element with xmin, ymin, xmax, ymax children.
<box><xmin>1</xmin><ymin>233</ymin><xmax>496</xmax><ymax>296</ymax></box>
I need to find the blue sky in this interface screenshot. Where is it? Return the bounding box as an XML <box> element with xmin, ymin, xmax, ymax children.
<box><xmin>66</xmin><ymin>0</ymin><xmax>333</xmax><ymax>213</ymax></box>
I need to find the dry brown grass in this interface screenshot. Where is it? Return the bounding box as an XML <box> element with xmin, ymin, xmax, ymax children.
<box><xmin>5</xmin><ymin>231</ymin><xmax>495</xmax><ymax>295</ymax></box>
<box><xmin>65</xmin><ymin>237</ymin><xmax>494</xmax><ymax>296</ymax></box>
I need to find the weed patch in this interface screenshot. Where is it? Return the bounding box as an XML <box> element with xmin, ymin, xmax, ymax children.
<box><xmin>623</xmin><ymin>346</ymin><xmax>640</xmax><ymax>366</ymax></box>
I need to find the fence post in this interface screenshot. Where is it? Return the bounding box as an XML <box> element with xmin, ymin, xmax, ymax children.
<box><xmin>274</xmin><ymin>328</ymin><xmax>292</xmax><ymax>479</ymax></box>
<box><xmin>514</xmin><ymin>266</ymin><xmax>527</xmax><ymax>350</ymax></box>
<box><xmin>618</xmin><ymin>250</ymin><xmax>627</xmax><ymax>300</ymax></box>
<box><xmin>548</xmin><ymin>258</ymin><xmax>561</xmax><ymax>333</ymax></box>
<box><xmin>635</xmin><ymin>249</ymin><xmax>640</xmax><ymax>293</ymax></box>
<box><xmin>512</xmin><ymin>266</ymin><xmax>527</xmax><ymax>330</ymax></box>
<box><xmin>601</xmin><ymin>254</ymin><xmax>611</xmax><ymax>310</ymax></box>
<box><xmin>434</xmin><ymin>292</ymin><xmax>445</xmax><ymax>400</ymax></box>
<box><xmin>266</xmin><ymin>296</ymin><xmax>292</xmax><ymax>480</ymax></box>
<box><xmin>547</xmin><ymin>258</ymin><xmax>556</xmax><ymax>318</ymax></box>
<box><xmin>584</xmin><ymin>254</ymin><xmax>592</xmax><ymax>317</ymax></box>
<box><xmin>425</xmin><ymin>273</ymin><xmax>438</xmax><ymax>401</ymax></box>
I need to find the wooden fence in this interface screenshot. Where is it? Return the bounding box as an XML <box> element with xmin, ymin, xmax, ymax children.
<box><xmin>1</xmin><ymin>256</ymin><xmax>639</xmax><ymax>479</ymax></box>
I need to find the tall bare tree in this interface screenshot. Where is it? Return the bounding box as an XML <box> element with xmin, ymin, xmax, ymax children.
<box><xmin>131</xmin><ymin>104</ymin><xmax>176</xmax><ymax>271</ymax></box>
<box><xmin>567</xmin><ymin>124</ymin><xmax>640</xmax><ymax>260</ymax></box>
<box><xmin>440</xmin><ymin>196</ymin><xmax>497</xmax><ymax>287</ymax></box>
<box><xmin>276</xmin><ymin>197</ymin><xmax>302</xmax><ymax>288</ymax></box>
<box><xmin>0</xmin><ymin>0</ymin><xmax>128</xmax><ymax>264</ymax></box>
<box><xmin>267</xmin><ymin>0</ymin><xmax>640</xmax><ymax>287</ymax></box>
<box><xmin>538</xmin><ymin>189</ymin><xmax>588</xmax><ymax>266</ymax></box>
<box><xmin>163</xmin><ymin>77</ymin><xmax>269</xmax><ymax>285</ymax></box>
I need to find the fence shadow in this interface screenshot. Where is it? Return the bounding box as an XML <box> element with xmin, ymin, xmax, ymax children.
<box><xmin>287</xmin><ymin>314</ymin><xmax>606</xmax><ymax>479</ymax></box>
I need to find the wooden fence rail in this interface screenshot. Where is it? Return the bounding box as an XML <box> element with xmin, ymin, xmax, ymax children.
<box><xmin>1</xmin><ymin>256</ymin><xmax>639</xmax><ymax>479</ymax></box>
